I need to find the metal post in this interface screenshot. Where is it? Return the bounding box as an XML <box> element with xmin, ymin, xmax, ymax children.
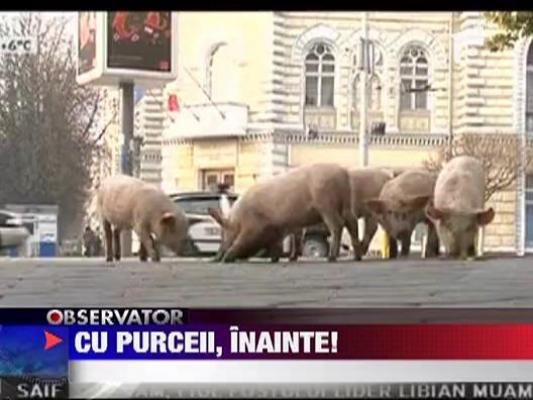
<box><xmin>447</xmin><ymin>13</ymin><xmax>455</xmax><ymax>159</ymax></box>
<box><xmin>120</xmin><ymin>82</ymin><xmax>134</xmax><ymax>257</ymax></box>
<box><xmin>359</xmin><ymin>12</ymin><xmax>369</xmax><ymax>167</ymax></box>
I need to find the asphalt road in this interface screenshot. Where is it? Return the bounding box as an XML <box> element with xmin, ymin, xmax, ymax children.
<box><xmin>0</xmin><ymin>255</ymin><xmax>532</xmax><ymax>309</ymax></box>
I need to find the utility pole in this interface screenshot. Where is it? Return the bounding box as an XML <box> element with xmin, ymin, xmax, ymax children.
<box><xmin>359</xmin><ymin>12</ymin><xmax>369</xmax><ymax>167</ymax></box>
<box><xmin>120</xmin><ymin>82</ymin><xmax>134</xmax><ymax>257</ymax></box>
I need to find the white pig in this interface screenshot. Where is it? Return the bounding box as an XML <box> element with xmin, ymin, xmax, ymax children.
<box><xmin>425</xmin><ymin>155</ymin><xmax>495</xmax><ymax>259</ymax></box>
<box><xmin>97</xmin><ymin>175</ymin><xmax>188</xmax><ymax>262</ymax></box>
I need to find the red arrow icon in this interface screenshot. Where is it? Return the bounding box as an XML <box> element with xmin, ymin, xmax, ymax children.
<box><xmin>44</xmin><ymin>330</ymin><xmax>63</xmax><ymax>350</ymax></box>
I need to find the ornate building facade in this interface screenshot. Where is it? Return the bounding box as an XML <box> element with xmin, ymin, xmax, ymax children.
<box><xmin>156</xmin><ymin>12</ymin><xmax>533</xmax><ymax>254</ymax></box>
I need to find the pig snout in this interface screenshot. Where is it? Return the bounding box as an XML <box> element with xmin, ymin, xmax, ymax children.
<box><xmin>426</xmin><ymin>204</ymin><xmax>495</xmax><ymax>259</ymax></box>
<box><xmin>156</xmin><ymin>212</ymin><xmax>189</xmax><ymax>256</ymax></box>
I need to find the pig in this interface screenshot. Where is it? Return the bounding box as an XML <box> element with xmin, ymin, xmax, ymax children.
<box><xmin>208</xmin><ymin>163</ymin><xmax>360</xmax><ymax>262</ymax></box>
<box><xmin>96</xmin><ymin>175</ymin><xmax>189</xmax><ymax>262</ymax></box>
<box><xmin>281</xmin><ymin>166</ymin><xmax>399</xmax><ymax>263</ymax></box>
<box><xmin>365</xmin><ymin>168</ymin><xmax>440</xmax><ymax>258</ymax></box>
<box><xmin>425</xmin><ymin>155</ymin><xmax>495</xmax><ymax>259</ymax></box>
<box><xmin>347</xmin><ymin>166</ymin><xmax>400</xmax><ymax>256</ymax></box>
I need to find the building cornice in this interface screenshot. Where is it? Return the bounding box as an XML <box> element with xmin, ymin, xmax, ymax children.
<box><xmin>161</xmin><ymin>131</ymin><xmax>533</xmax><ymax>148</ymax></box>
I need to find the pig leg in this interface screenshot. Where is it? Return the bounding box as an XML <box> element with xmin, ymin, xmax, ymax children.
<box><xmin>400</xmin><ymin>234</ymin><xmax>411</xmax><ymax>257</ymax></box>
<box><xmin>139</xmin><ymin>243</ymin><xmax>148</xmax><ymax>262</ymax></box>
<box><xmin>321</xmin><ymin>212</ymin><xmax>343</xmax><ymax>262</ymax></box>
<box><xmin>425</xmin><ymin>223</ymin><xmax>440</xmax><ymax>258</ymax></box>
<box><xmin>343</xmin><ymin>216</ymin><xmax>362</xmax><ymax>261</ymax></box>
<box><xmin>151</xmin><ymin>237</ymin><xmax>161</xmax><ymax>262</ymax></box>
<box><xmin>137</xmin><ymin>228</ymin><xmax>160</xmax><ymax>262</ymax></box>
<box><xmin>103</xmin><ymin>220</ymin><xmax>113</xmax><ymax>262</ymax></box>
<box><xmin>361</xmin><ymin>216</ymin><xmax>378</xmax><ymax>256</ymax></box>
<box><xmin>113</xmin><ymin>228</ymin><xmax>121</xmax><ymax>261</ymax></box>
<box><xmin>222</xmin><ymin>227</ymin><xmax>263</xmax><ymax>263</ymax></box>
<box><xmin>289</xmin><ymin>230</ymin><xmax>303</xmax><ymax>262</ymax></box>
<box><xmin>389</xmin><ymin>237</ymin><xmax>398</xmax><ymax>259</ymax></box>
<box><xmin>269</xmin><ymin>240</ymin><xmax>283</xmax><ymax>263</ymax></box>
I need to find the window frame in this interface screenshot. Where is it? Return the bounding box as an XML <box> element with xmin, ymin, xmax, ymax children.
<box><xmin>399</xmin><ymin>45</ymin><xmax>430</xmax><ymax>112</ymax></box>
<box><xmin>304</xmin><ymin>42</ymin><xmax>336</xmax><ymax>108</ymax></box>
<box><xmin>526</xmin><ymin>43</ymin><xmax>533</xmax><ymax>133</ymax></box>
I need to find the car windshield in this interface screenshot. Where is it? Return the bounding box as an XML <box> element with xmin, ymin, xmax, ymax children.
<box><xmin>0</xmin><ymin>211</ymin><xmax>16</xmax><ymax>227</ymax></box>
<box><xmin>174</xmin><ymin>196</ymin><xmax>237</xmax><ymax>215</ymax></box>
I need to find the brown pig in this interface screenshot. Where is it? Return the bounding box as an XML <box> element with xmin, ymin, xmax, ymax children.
<box><xmin>208</xmin><ymin>163</ymin><xmax>359</xmax><ymax>262</ymax></box>
<box><xmin>96</xmin><ymin>175</ymin><xmax>189</xmax><ymax>262</ymax></box>
<box><xmin>282</xmin><ymin>166</ymin><xmax>399</xmax><ymax>262</ymax></box>
<box><xmin>425</xmin><ymin>155</ymin><xmax>495</xmax><ymax>259</ymax></box>
<box><xmin>347</xmin><ymin>166</ymin><xmax>398</xmax><ymax>256</ymax></box>
<box><xmin>366</xmin><ymin>168</ymin><xmax>440</xmax><ymax>258</ymax></box>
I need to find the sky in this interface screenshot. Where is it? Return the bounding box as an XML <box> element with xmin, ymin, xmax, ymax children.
<box><xmin>0</xmin><ymin>11</ymin><xmax>76</xmax><ymax>36</ymax></box>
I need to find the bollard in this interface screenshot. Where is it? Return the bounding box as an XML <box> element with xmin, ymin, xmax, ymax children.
<box><xmin>477</xmin><ymin>226</ymin><xmax>485</xmax><ymax>257</ymax></box>
<box><xmin>421</xmin><ymin>232</ymin><xmax>428</xmax><ymax>259</ymax></box>
<box><xmin>381</xmin><ymin>229</ymin><xmax>390</xmax><ymax>259</ymax></box>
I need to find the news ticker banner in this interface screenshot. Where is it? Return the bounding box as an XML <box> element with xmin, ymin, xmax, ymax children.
<box><xmin>8</xmin><ymin>308</ymin><xmax>533</xmax><ymax>398</ymax></box>
<box><xmin>69</xmin><ymin>382</ymin><xmax>533</xmax><ymax>399</ymax></box>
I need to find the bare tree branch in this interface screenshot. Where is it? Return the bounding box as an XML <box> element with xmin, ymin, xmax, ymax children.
<box><xmin>425</xmin><ymin>133</ymin><xmax>533</xmax><ymax>202</ymax></box>
<box><xmin>0</xmin><ymin>13</ymin><xmax>115</xmax><ymax>239</ymax></box>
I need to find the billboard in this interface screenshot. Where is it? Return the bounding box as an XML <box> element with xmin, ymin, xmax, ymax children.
<box><xmin>78</xmin><ymin>12</ymin><xmax>97</xmax><ymax>75</ymax></box>
<box><xmin>107</xmin><ymin>12</ymin><xmax>171</xmax><ymax>72</ymax></box>
<box><xmin>76</xmin><ymin>12</ymin><xmax>177</xmax><ymax>87</ymax></box>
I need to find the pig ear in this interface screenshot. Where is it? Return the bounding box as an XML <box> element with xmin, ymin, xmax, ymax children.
<box><xmin>366</xmin><ymin>199</ymin><xmax>385</xmax><ymax>214</ymax></box>
<box><xmin>208</xmin><ymin>207</ymin><xmax>229</xmax><ymax>228</ymax></box>
<box><xmin>425</xmin><ymin>203</ymin><xmax>446</xmax><ymax>220</ymax></box>
<box><xmin>160</xmin><ymin>212</ymin><xmax>176</xmax><ymax>228</ymax></box>
<box><xmin>476</xmin><ymin>207</ymin><xmax>495</xmax><ymax>226</ymax></box>
<box><xmin>407</xmin><ymin>195</ymin><xmax>431</xmax><ymax>210</ymax></box>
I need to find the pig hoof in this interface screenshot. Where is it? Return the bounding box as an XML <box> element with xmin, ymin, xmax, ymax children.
<box><xmin>270</xmin><ymin>257</ymin><xmax>280</xmax><ymax>263</ymax></box>
<box><xmin>327</xmin><ymin>256</ymin><xmax>337</xmax><ymax>262</ymax></box>
<box><xmin>106</xmin><ymin>256</ymin><xmax>113</xmax><ymax>262</ymax></box>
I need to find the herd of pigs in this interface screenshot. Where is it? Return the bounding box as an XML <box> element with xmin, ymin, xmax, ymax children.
<box><xmin>96</xmin><ymin>155</ymin><xmax>495</xmax><ymax>264</ymax></box>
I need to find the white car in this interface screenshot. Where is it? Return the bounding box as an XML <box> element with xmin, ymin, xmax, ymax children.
<box><xmin>168</xmin><ymin>190</ymin><xmax>349</xmax><ymax>259</ymax></box>
<box><xmin>170</xmin><ymin>191</ymin><xmax>237</xmax><ymax>256</ymax></box>
<box><xmin>0</xmin><ymin>210</ymin><xmax>30</xmax><ymax>250</ymax></box>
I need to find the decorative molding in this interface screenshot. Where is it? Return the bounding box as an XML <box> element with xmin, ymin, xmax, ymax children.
<box><xmin>513</xmin><ymin>36</ymin><xmax>533</xmax><ymax>256</ymax></box>
<box><xmin>390</xmin><ymin>28</ymin><xmax>447</xmax><ymax>63</ymax></box>
<box><xmin>291</xmin><ymin>24</ymin><xmax>341</xmax><ymax>62</ymax></box>
<box><xmin>162</xmin><ymin>131</ymin><xmax>454</xmax><ymax>148</ymax></box>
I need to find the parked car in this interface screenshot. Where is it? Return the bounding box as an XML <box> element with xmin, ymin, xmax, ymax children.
<box><xmin>169</xmin><ymin>189</ymin><xmax>238</xmax><ymax>256</ymax></box>
<box><xmin>0</xmin><ymin>210</ymin><xmax>30</xmax><ymax>250</ymax></box>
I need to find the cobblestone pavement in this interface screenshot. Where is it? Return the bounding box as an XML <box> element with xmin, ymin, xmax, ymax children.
<box><xmin>0</xmin><ymin>255</ymin><xmax>532</xmax><ymax>308</ymax></box>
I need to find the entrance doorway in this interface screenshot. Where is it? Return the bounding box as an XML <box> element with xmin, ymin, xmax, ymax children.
<box><xmin>201</xmin><ymin>169</ymin><xmax>235</xmax><ymax>192</ymax></box>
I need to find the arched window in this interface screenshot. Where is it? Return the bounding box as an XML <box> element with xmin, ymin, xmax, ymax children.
<box><xmin>526</xmin><ymin>42</ymin><xmax>533</xmax><ymax>132</ymax></box>
<box><xmin>304</xmin><ymin>42</ymin><xmax>335</xmax><ymax>107</ymax></box>
<box><xmin>399</xmin><ymin>45</ymin><xmax>429</xmax><ymax>111</ymax></box>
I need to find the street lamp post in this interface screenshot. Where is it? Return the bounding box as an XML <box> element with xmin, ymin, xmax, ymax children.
<box><xmin>359</xmin><ymin>12</ymin><xmax>369</xmax><ymax>168</ymax></box>
<box><xmin>120</xmin><ymin>82</ymin><xmax>134</xmax><ymax>257</ymax></box>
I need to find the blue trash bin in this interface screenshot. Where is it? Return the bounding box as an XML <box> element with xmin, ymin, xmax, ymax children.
<box><xmin>39</xmin><ymin>242</ymin><xmax>56</xmax><ymax>257</ymax></box>
<box><xmin>7</xmin><ymin>246</ymin><xmax>18</xmax><ymax>257</ymax></box>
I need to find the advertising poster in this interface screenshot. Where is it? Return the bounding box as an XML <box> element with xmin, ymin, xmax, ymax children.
<box><xmin>78</xmin><ymin>12</ymin><xmax>97</xmax><ymax>75</ymax></box>
<box><xmin>107</xmin><ymin>12</ymin><xmax>172</xmax><ymax>72</ymax></box>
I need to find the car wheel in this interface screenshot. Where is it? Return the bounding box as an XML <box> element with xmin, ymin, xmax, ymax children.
<box><xmin>302</xmin><ymin>236</ymin><xmax>329</xmax><ymax>259</ymax></box>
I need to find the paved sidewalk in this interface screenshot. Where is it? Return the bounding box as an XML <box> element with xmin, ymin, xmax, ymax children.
<box><xmin>0</xmin><ymin>255</ymin><xmax>531</xmax><ymax>308</ymax></box>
